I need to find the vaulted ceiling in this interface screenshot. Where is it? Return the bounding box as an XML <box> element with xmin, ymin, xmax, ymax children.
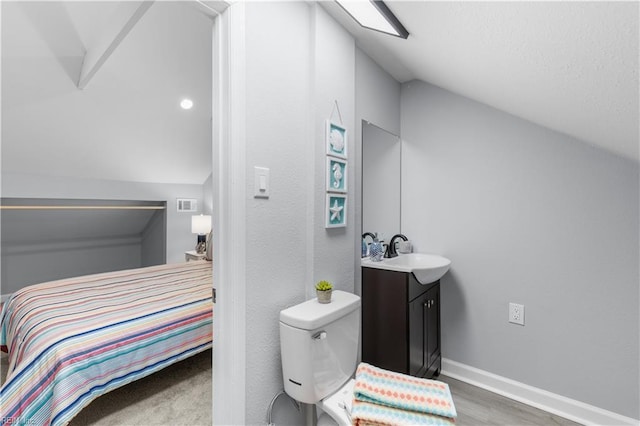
<box><xmin>1</xmin><ymin>1</ymin><xmax>213</xmax><ymax>185</ymax></box>
<box><xmin>323</xmin><ymin>1</ymin><xmax>639</xmax><ymax>162</ymax></box>
<box><xmin>2</xmin><ymin>0</ymin><xmax>638</xmax><ymax>190</ymax></box>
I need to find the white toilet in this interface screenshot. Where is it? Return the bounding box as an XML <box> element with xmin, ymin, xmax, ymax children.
<box><xmin>279</xmin><ymin>290</ymin><xmax>361</xmax><ymax>425</ymax></box>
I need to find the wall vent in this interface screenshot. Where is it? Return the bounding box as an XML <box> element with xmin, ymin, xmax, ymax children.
<box><xmin>176</xmin><ymin>198</ymin><xmax>198</xmax><ymax>212</ymax></box>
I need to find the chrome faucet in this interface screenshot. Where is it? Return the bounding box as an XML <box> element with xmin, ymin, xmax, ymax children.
<box><xmin>384</xmin><ymin>234</ymin><xmax>408</xmax><ymax>258</ymax></box>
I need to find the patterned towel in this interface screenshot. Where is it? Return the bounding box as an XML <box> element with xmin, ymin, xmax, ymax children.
<box><xmin>351</xmin><ymin>363</ymin><xmax>457</xmax><ymax>426</ymax></box>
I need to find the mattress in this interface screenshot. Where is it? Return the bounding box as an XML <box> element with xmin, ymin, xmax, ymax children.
<box><xmin>0</xmin><ymin>261</ymin><xmax>213</xmax><ymax>426</ymax></box>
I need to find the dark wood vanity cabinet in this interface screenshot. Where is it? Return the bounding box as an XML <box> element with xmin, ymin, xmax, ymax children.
<box><xmin>362</xmin><ymin>267</ymin><xmax>441</xmax><ymax>379</ymax></box>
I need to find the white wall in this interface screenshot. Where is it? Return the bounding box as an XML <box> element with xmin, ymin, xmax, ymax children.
<box><xmin>243</xmin><ymin>2</ymin><xmax>310</xmax><ymax>423</ymax></box>
<box><xmin>202</xmin><ymin>173</ymin><xmax>213</xmax><ymax>215</ymax></box>
<box><xmin>225</xmin><ymin>2</ymin><xmax>356</xmax><ymax>424</ymax></box>
<box><xmin>2</xmin><ymin>172</ymin><xmax>204</xmax><ymax>264</ymax></box>
<box><xmin>400</xmin><ymin>81</ymin><xmax>639</xmax><ymax>419</ymax></box>
<box><xmin>355</xmin><ymin>49</ymin><xmax>401</xmax><ymax>137</ymax></box>
<box><xmin>310</xmin><ymin>4</ymin><xmax>356</xmax><ymax>298</ymax></box>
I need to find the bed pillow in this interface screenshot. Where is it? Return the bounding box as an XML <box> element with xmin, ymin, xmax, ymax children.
<box><xmin>205</xmin><ymin>231</ymin><xmax>213</xmax><ymax>261</ymax></box>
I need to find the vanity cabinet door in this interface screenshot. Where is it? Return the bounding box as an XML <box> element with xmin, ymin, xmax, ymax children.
<box><xmin>425</xmin><ymin>284</ymin><xmax>441</xmax><ymax>373</ymax></box>
<box><xmin>409</xmin><ymin>291</ymin><xmax>430</xmax><ymax>376</ymax></box>
<box><xmin>362</xmin><ymin>267</ymin><xmax>441</xmax><ymax>379</ymax></box>
<box><xmin>362</xmin><ymin>268</ymin><xmax>408</xmax><ymax>374</ymax></box>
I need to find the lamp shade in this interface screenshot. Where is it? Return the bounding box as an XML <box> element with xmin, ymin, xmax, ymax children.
<box><xmin>191</xmin><ymin>215</ymin><xmax>212</xmax><ymax>234</ymax></box>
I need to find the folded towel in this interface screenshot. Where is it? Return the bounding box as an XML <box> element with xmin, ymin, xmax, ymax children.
<box><xmin>351</xmin><ymin>363</ymin><xmax>457</xmax><ymax>425</ymax></box>
<box><xmin>351</xmin><ymin>399</ymin><xmax>456</xmax><ymax>426</ymax></box>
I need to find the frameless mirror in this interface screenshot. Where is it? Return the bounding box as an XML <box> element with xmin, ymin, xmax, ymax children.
<box><xmin>362</xmin><ymin>120</ymin><xmax>401</xmax><ymax>244</ymax></box>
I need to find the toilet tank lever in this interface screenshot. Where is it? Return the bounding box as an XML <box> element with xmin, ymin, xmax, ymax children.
<box><xmin>312</xmin><ymin>331</ymin><xmax>327</xmax><ymax>340</ymax></box>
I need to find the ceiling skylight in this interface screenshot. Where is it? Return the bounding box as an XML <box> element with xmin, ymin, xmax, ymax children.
<box><xmin>335</xmin><ymin>0</ymin><xmax>409</xmax><ymax>39</ymax></box>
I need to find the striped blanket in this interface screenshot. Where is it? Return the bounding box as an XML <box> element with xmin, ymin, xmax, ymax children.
<box><xmin>0</xmin><ymin>261</ymin><xmax>213</xmax><ymax>426</ymax></box>
<box><xmin>352</xmin><ymin>362</ymin><xmax>457</xmax><ymax>425</ymax></box>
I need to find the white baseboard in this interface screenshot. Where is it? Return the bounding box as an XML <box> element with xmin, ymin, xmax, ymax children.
<box><xmin>442</xmin><ymin>358</ymin><xmax>639</xmax><ymax>426</ymax></box>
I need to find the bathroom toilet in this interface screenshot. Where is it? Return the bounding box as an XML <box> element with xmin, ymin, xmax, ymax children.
<box><xmin>279</xmin><ymin>290</ymin><xmax>360</xmax><ymax>425</ymax></box>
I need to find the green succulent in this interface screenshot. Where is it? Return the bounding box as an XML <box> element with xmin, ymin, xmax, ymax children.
<box><xmin>315</xmin><ymin>280</ymin><xmax>333</xmax><ymax>291</ymax></box>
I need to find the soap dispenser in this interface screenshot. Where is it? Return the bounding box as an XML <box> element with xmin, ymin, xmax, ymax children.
<box><xmin>369</xmin><ymin>235</ymin><xmax>384</xmax><ymax>262</ymax></box>
<box><xmin>361</xmin><ymin>232</ymin><xmax>376</xmax><ymax>258</ymax></box>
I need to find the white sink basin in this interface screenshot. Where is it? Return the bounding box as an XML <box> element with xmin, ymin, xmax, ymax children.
<box><xmin>361</xmin><ymin>253</ymin><xmax>451</xmax><ymax>285</ymax></box>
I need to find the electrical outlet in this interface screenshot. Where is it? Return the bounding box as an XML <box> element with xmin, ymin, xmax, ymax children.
<box><xmin>509</xmin><ymin>303</ymin><xmax>525</xmax><ymax>326</ymax></box>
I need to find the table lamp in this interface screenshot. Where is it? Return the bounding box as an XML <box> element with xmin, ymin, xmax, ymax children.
<box><xmin>191</xmin><ymin>214</ymin><xmax>212</xmax><ymax>254</ymax></box>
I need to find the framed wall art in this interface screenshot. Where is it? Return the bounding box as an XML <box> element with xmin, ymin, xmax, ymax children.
<box><xmin>326</xmin><ymin>157</ymin><xmax>347</xmax><ymax>193</ymax></box>
<box><xmin>326</xmin><ymin>193</ymin><xmax>347</xmax><ymax>228</ymax></box>
<box><xmin>326</xmin><ymin>120</ymin><xmax>347</xmax><ymax>158</ymax></box>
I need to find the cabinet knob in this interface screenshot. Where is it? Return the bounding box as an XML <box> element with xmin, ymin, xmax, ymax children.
<box><xmin>424</xmin><ymin>301</ymin><xmax>430</xmax><ymax>308</ymax></box>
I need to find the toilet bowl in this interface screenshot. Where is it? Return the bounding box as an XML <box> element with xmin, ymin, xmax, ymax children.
<box><xmin>316</xmin><ymin>378</ymin><xmax>354</xmax><ymax>425</ymax></box>
<box><xmin>279</xmin><ymin>291</ymin><xmax>360</xmax><ymax>425</ymax></box>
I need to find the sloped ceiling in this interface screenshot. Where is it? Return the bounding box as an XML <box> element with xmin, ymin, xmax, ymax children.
<box><xmin>1</xmin><ymin>1</ymin><xmax>213</xmax><ymax>185</ymax></box>
<box><xmin>4</xmin><ymin>0</ymin><xmax>637</xmax><ymax>180</ymax></box>
<box><xmin>323</xmin><ymin>1</ymin><xmax>639</xmax><ymax>162</ymax></box>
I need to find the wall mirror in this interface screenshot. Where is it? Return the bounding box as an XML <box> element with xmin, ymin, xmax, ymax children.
<box><xmin>361</xmin><ymin>120</ymin><xmax>401</xmax><ymax>245</ymax></box>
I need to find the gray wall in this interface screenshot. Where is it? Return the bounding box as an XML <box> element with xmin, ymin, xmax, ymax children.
<box><xmin>141</xmin><ymin>209</ymin><xmax>166</xmax><ymax>267</ymax></box>
<box><xmin>2</xmin><ymin>172</ymin><xmax>204</xmax><ymax>266</ymax></box>
<box><xmin>0</xmin><ymin>198</ymin><xmax>166</xmax><ymax>295</ymax></box>
<box><xmin>400</xmin><ymin>80</ymin><xmax>639</xmax><ymax>419</ymax></box>
<box><xmin>2</xmin><ymin>235</ymin><xmax>142</xmax><ymax>295</ymax></box>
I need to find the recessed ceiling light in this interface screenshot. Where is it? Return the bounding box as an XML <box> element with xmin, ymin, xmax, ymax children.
<box><xmin>335</xmin><ymin>0</ymin><xmax>409</xmax><ymax>39</ymax></box>
<box><xmin>180</xmin><ymin>99</ymin><xmax>194</xmax><ymax>110</ymax></box>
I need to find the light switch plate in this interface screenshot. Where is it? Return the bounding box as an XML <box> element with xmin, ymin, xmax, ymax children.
<box><xmin>254</xmin><ymin>166</ymin><xmax>270</xmax><ymax>198</ymax></box>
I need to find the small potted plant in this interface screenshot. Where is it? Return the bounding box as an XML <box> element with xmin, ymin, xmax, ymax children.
<box><xmin>315</xmin><ymin>280</ymin><xmax>333</xmax><ymax>304</ymax></box>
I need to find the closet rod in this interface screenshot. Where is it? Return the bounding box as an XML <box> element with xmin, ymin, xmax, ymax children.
<box><xmin>0</xmin><ymin>205</ymin><xmax>166</xmax><ymax>210</ymax></box>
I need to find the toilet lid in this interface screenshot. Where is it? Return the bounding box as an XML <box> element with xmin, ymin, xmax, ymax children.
<box><xmin>319</xmin><ymin>379</ymin><xmax>354</xmax><ymax>426</ymax></box>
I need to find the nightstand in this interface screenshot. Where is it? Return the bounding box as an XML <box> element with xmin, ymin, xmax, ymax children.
<box><xmin>185</xmin><ymin>250</ymin><xmax>206</xmax><ymax>262</ymax></box>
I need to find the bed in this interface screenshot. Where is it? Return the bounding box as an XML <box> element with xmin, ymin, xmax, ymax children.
<box><xmin>0</xmin><ymin>260</ymin><xmax>213</xmax><ymax>426</ymax></box>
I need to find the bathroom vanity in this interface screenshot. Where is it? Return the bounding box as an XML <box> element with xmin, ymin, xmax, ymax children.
<box><xmin>361</xmin><ymin>267</ymin><xmax>441</xmax><ymax>379</ymax></box>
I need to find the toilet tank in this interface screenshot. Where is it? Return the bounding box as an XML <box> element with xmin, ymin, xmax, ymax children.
<box><xmin>279</xmin><ymin>290</ymin><xmax>360</xmax><ymax>404</ymax></box>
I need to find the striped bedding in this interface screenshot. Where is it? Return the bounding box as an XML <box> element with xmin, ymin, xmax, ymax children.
<box><xmin>0</xmin><ymin>261</ymin><xmax>213</xmax><ymax>426</ymax></box>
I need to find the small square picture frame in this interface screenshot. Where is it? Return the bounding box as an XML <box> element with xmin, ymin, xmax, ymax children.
<box><xmin>326</xmin><ymin>120</ymin><xmax>347</xmax><ymax>158</ymax></box>
<box><xmin>326</xmin><ymin>157</ymin><xmax>347</xmax><ymax>193</ymax></box>
<box><xmin>326</xmin><ymin>193</ymin><xmax>347</xmax><ymax>228</ymax></box>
